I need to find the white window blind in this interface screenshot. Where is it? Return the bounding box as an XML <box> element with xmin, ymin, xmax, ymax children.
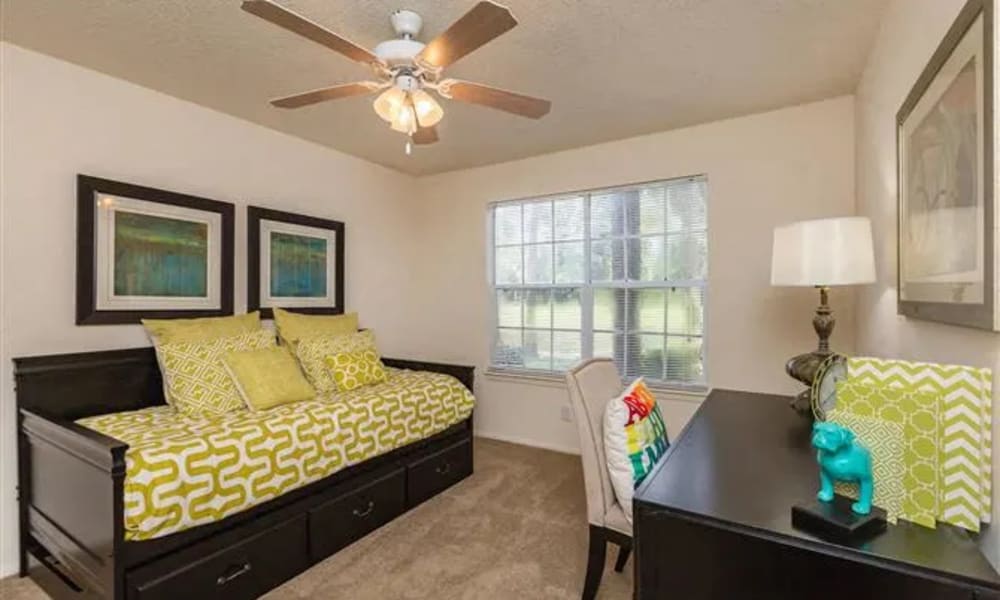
<box><xmin>488</xmin><ymin>176</ymin><xmax>708</xmax><ymax>387</ymax></box>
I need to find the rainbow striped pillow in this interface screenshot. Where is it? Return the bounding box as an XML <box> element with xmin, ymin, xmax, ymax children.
<box><xmin>603</xmin><ymin>378</ymin><xmax>669</xmax><ymax>523</ymax></box>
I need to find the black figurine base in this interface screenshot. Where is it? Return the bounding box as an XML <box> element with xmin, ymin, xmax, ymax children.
<box><xmin>792</xmin><ymin>494</ymin><xmax>887</xmax><ymax>542</ymax></box>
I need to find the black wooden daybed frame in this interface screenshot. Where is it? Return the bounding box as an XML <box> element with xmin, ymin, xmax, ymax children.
<box><xmin>15</xmin><ymin>346</ymin><xmax>475</xmax><ymax>600</ymax></box>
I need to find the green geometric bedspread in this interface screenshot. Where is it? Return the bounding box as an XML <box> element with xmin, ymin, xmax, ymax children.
<box><xmin>77</xmin><ymin>368</ymin><xmax>474</xmax><ymax>541</ymax></box>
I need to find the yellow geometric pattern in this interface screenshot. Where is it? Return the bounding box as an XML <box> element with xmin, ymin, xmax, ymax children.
<box><xmin>77</xmin><ymin>368</ymin><xmax>474</xmax><ymax>541</ymax></box>
<box><xmin>829</xmin><ymin>412</ymin><xmax>904</xmax><ymax>524</ymax></box>
<box><xmin>834</xmin><ymin>381</ymin><xmax>940</xmax><ymax>529</ymax></box>
<box><xmin>848</xmin><ymin>357</ymin><xmax>992</xmax><ymax>530</ymax></box>
<box><xmin>295</xmin><ymin>331</ymin><xmax>378</xmax><ymax>394</ymax></box>
<box><xmin>325</xmin><ymin>350</ymin><xmax>388</xmax><ymax>391</ymax></box>
<box><xmin>159</xmin><ymin>330</ymin><xmax>276</xmax><ymax>417</ymax></box>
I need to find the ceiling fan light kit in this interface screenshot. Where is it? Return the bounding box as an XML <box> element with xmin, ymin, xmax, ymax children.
<box><xmin>240</xmin><ymin>0</ymin><xmax>551</xmax><ymax>154</ymax></box>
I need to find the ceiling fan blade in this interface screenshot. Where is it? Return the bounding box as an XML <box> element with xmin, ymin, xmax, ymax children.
<box><xmin>412</xmin><ymin>125</ymin><xmax>439</xmax><ymax>145</ymax></box>
<box><xmin>440</xmin><ymin>80</ymin><xmax>551</xmax><ymax>119</ymax></box>
<box><xmin>416</xmin><ymin>1</ymin><xmax>517</xmax><ymax>69</ymax></box>
<box><xmin>241</xmin><ymin>0</ymin><xmax>383</xmax><ymax>66</ymax></box>
<box><xmin>271</xmin><ymin>82</ymin><xmax>380</xmax><ymax>109</ymax></box>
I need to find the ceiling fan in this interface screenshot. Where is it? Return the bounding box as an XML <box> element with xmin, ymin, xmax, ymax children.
<box><xmin>241</xmin><ymin>0</ymin><xmax>552</xmax><ymax>153</ymax></box>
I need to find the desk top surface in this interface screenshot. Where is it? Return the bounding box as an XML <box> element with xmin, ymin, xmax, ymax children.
<box><xmin>634</xmin><ymin>388</ymin><xmax>1000</xmax><ymax>588</ymax></box>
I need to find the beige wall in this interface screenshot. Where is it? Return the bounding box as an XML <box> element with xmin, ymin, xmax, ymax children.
<box><xmin>853</xmin><ymin>0</ymin><xmax>1000</xmax><ymax>564</ymax></box>
<box><xmin>0</xmin><ymin>43</ymin><xmax>420</xmax><ymax>576</ymax></box>
<box><xmin>411</xmin><ymin>96</ymin><xmax>858</xmax><ymax>454</ymax></box>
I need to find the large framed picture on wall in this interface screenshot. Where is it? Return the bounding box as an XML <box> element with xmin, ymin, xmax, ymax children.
<box><xmin>247</xmin><ymin>206</ymin><xmax>345</xmax><ymax>319</ymax></box>
<box><xmin>76</xmin><ymin>175</ymin><xmax>235</xmax><ymax>325</ymax></box>
<box><xmin>897</xmin><ymin>0</ymin><xmax>996</xmax><ymax>330</ymax></box>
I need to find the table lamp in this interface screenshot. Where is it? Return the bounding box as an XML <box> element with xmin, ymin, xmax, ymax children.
<box><xmin>771</xmin><ymin>217</ymin><xmax>876</xmax><ymax>414</ymax></box>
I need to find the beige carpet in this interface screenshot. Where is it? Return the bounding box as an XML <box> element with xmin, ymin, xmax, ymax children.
<box><xmin>0</xmin><ymin>438</ymin><xmax>632</xmax><ymax>599</ymax></box>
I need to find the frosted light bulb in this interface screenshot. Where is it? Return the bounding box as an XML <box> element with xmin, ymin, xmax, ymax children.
<box><xmin>410</xmin><ymin>89</ymin><xmax>443</xmax><ymax>127</ymax></box>
<box><xmin>373</xmin><ymin>87</ymin><xmax>406</xmax><ymax>123</ymax></box>
<box><xmin>390</xmin><ymin>102</ymin><xmax>417</xmax><ymax>135</ymax></box>
<box><xmin>405</xmin><ymin>139</ymin><xmax>412</xmax><ymax>155</ymax></box>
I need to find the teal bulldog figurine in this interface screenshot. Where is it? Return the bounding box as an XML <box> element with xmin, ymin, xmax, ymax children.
<box><xmin>811</xmin><ymin>422</ymin><xmax>873</xmax><ymax>515</ymax></box>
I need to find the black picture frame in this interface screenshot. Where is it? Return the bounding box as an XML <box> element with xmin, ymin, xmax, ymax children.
<box><xmin>896</xmin><ymin>0</ymin><xmax>995</xmax><ymax>330</ymax></box>
<box><xmin>76</xmin><ymin>174</ymin><xmax>235</xmax><ymax>325</ymax></box>
<box><xmin>247</xmin><ymin>205</ymin><xmax>345</xmax><ymax>319</ymax></box>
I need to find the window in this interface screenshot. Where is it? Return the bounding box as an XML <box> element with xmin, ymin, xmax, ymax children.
<box><xmin>488</xmin><ymin>176</ymin><xmax>707</xmax><ymax>387</ymax></box>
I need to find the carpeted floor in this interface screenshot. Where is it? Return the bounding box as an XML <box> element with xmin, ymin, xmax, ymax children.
<box><xmin>0</xmin><ymin>438</ymin><xmax>632</xmax><ymax>599</ymax></box>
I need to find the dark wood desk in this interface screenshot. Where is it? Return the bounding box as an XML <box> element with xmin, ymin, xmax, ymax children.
<box><xmin>634</xmin><ymin>389</ymin><xmax>1000</xmax><ymax>599</ymax></box>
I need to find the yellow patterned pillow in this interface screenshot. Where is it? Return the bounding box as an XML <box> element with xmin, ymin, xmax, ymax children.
<box><xmin>223</xmin><ymin>347</ymin><xmax>315</xmax><ymax>411</ymax></box>
<box><xmin>160</xmin><ymin>329</ymin><xmax>276</xmax><ymax>417</ymax></box>
<box><xmin>324</xmin><ymin>350</ymin><xmax>388</xmax><ymax>391</ymax></box>
<box><xmin>145</xmin><ymin>312</ymin><xmax>262</xmax><ymax>407</ymax></box>
<box><xmin>295</xmin><ymin>330</ymin><xmax>378</xmax><ymax>394</ymax></box>
<box><xmin>143</xmin><ymin>312</ymin><xmax>262</xmax><ymax>344</ymax></box>
<box><xmin>273</xmin><ymin>308</ymin><xmax>358</xmax><ymax>349</ymax></box>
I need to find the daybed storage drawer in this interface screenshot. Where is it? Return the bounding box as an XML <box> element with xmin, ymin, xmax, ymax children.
<box><xmin>407</xmin><ymin>436</ymin><xmax>472</xmax><ymax>506</ymax></box>
<box><xmin>309</xmin><ymin>466</ymin><xmax>406</xmax><ymax>561</ymax></box>
<box><xmin>128</xmin><ymin>515</ymin><xmax>308</xmax><ymax>600</ymax></box>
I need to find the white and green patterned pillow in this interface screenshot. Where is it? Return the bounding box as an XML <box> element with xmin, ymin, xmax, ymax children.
<box><xmin>847</xmin><ymin>357</ymin><xmax>991</xmax><ymax>531</ymax></box>
<box><xmin>295</xmin><ymin>330</ymin><xmax>378</xmax><ymax>394</ymax></box>
<box><xmin>160</xmin><ymin>329</ymin><xmax>276</xmax><ymax>417</ymax></box>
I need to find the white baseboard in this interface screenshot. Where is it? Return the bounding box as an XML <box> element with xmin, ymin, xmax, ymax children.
<box><xmin>475</xmin><ymin>430</ymin><xmax>581</xmax><ymax>456</ymax></box>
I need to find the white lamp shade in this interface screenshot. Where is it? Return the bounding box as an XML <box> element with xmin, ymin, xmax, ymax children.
<box><xmin>771</xmin><ymin>217</ymin><xmax>876</xmax><ymax>286</ymax></box>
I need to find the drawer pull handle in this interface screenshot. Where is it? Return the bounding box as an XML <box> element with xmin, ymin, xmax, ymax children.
<box><xmin>353</xmin><ymin>500</ymin><xmax>375</xmax><ymax>518</ymax></box>
<box><xmin>435</xmin><ymin>463</ymin><xmax>452</xmax><ymax>475</ymax></box>
<box><xmin>216</xmin><ymin>562</ymin><xmax>252</xmax><ymax>586</ymax></box>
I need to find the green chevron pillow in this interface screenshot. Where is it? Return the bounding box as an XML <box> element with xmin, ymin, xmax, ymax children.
<box><xmin>847</xmin><ymin>357</ymin><xmax>990</xmax><ymax>532</ymax></box>
<box><xmin>834</xmin><ymin>381</ymin><xmax>940</xmax><ymax>529</ymax></box>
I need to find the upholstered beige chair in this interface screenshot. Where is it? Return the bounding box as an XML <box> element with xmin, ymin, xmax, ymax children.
<box><xmin>565</xmin><ymin>358</ymin><xmax>632</xmax><ymax>600</ymax></box>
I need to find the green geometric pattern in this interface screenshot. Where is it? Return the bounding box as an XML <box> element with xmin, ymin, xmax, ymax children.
<box><xmin>78</xmin><ymin>367</ymin><xmax>475</xmax><ymax>541</ymax></box>
<box><xmin>834</xmin><ymin>381</ymin><xmax>940</xmax><ymax>529</ymax></box>
<box><xmin>847</xmin><ymin>357</ymin><xmax>991</xmax><ymax>531</ymax></box>
<box><xmin>829</xmin><ymin>411</ymin><xmax>905</xmax><ymax>525</ymax></box>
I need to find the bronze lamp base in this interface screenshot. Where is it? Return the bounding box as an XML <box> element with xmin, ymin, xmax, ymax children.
<box><xmin>787</xmin><ymin>286</ymin><xmax>835</xmax><ymax>415</ymax></box>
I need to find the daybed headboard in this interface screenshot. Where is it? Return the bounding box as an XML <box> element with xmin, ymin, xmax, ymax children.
<box><xmin>14</xmin><ymin>347</ymin><xmax>165</xmax><ymax>421</ymax></box>
<box><xmin>14</xmin><ymin>346</ymin><xmax>477</xmax><ymax>422</ymax></box>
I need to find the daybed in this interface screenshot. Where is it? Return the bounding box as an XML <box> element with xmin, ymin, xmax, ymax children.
<box><xmin>15</xmin><ymin>346</ymin><xmax>475</xmax><ymax>600</ymax></box>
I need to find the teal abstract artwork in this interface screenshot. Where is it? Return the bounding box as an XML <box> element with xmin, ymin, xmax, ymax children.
<box><xmin>113</xmin><ymin>210</ymin><xmax>208</xmax><ymax>297</ymax></box>
<box><xmin>270</xmin><ymin>231</ymin><xmax>327</xmax><ymax>297</ymax></box>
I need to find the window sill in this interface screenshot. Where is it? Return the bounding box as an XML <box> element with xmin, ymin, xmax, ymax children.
<box><xmin>484</xmin><ymin>368</ymin><xmax>709</xmax><ymax>403</ymax></box>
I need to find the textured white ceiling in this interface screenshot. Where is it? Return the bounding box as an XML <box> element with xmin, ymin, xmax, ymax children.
<box><xmin>1</xmin><ymin>0</ymin><xmax>888</xmax><ymax>175</ymax></box>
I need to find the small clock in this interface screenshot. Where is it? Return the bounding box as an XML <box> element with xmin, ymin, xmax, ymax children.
<box><xmin>811</xmin><ymin>353</ymin><xmax>847</xmax><ymax>421</ymax></box>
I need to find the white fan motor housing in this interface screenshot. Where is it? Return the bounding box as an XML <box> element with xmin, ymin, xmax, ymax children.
<box><xmin>373</xmin><ymin>38</ymin><xmax>425</xmax><ymax>67</ymax></box>
<box><xmin>390</xmin><ymin>9</ymin><xmax>423</xmax><ymax>38</ymax></box>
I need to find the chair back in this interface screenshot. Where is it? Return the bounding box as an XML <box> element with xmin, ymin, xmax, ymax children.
<box><xmin>565</xmin><ymin>358</ymin><xmax>624</xmax><ymax>527</ymax></box>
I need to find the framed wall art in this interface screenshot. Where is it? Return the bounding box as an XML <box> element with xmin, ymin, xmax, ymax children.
<box><xmin>76</xmin><ymin>175</ymin><xmax>234</xmax><ymax>325</ymax></box>
<box><xmin>897</xmin><ymin>0</ymin><xmax>996</xmax><ymax>330</ymax></box>
<box><xmin>247</xmin><ymin>206</ymin><xmax>345</xmax><ymax>319</ymax></box>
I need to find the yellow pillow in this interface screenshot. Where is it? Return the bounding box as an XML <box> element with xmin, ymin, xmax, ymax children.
<box><xmin>223</xmin><ymin>346</ymin><xmax>315</xmax><ymax>411</ymax></box>
<box><xmin>325</xmin><ymin>350</ymin><xmax>388</xmax><ymax>392</ymax></box>
<box><xmin>143</xmin><ymin>312</ymin><xmax>261</xmax><ymax>344</ymax></box>
<box><xmin>273</xmin><ymin>308</ymin><xmax>358</xmax><ymax>349</ymax></box>
<box><xmin>159</xmin><ymin>329</ymin><xmax>275</xmax><ymax>417</ymax></box>
<box><xmin>295</xmin><ymin>330</ymin><xmax>378</xmax><ymax>394</ymax></box>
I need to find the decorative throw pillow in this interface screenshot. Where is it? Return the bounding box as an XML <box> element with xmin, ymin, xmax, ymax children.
<box><xmin>223</xmin><ymin>346</ymin><xmax>315</xmax><ymax>411</ymax></box>
<box><xmin>835</xmin><ymin>380</ymin><xmax>941</xmax><ymax>529</ymax></box>
<box><xmin>273</xmin><ymin>308</ymin><xmax>358</xmax><ymax>349</ymax></box>
<box><xmin>295</xmin><ymin>330</ymin><xmax>378</xmax><ymax>394</ymax></box>
<box><xmin>143</xmin><ymin>312</ymin><xmax>262</xmax><ymax>345</ymax></box>
<box><xmin>324</xmin><ymin>350</ymin><xmax>388</xmax><ymax>392</ymax></box>
<box><xmin>159</xmin><ymin>329</ymin><xmax>275</xmax><ymax>417</ymax></box>
<box><xmin>604</xmin><ymin>378</ymin><xmax>669</xmax><ymax>523</ymax></box>
<box><xmin>144</xmin><ymin>312</ymin><xmax>262</xmax><ymax>406</ymax></box>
